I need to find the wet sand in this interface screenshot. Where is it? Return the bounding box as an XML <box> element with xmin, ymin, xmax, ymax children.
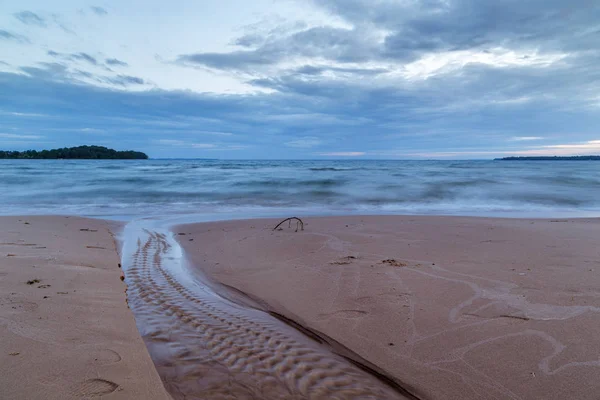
<box><xmin>0</xmin><ymin>216</ymin><xmax>170</xmax><ymax>400</ymax></box>
<box><xmin>122</xmin><ymin>224</ymin><xmax>418</xmax><ymax>399</ymax></box>
<box><xmin>176</xmin><ymin>215</ymin><xmax>600</xmax><ymax>400</ymax></box>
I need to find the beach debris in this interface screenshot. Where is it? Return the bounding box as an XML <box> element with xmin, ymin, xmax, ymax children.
<box><xmin>26</xmin><ymin>279</ymin><xmax>40</xmax><ymax>285</ymax></box>
<box><xmin>7</xmin><ymin>254</ymin><xmax>16</xmax><ymax>257</ymax></box>
<box><xmin>37</xmin><ymin>284</ymin><xmax>51</xmax><ymax>289</ymax></box>
<box><xmin>381</xmin><ymin>259</ymin><xmax>407</xmax><ymax>267</ymax></box>
<box><xmin>57</xmin><ymin>291</ymin><xmax>68</xmax><ymax>294</ymax></box>
<box><xmin>330</xmin><ymin>256</ymin><xmax>358</xmax><ymax>265</ymax></box>
<box><xmin>273</xmin><ymin>217</ymin><xmax>304</xmax><ymax>232</ymax></box>
<box><xmin>9</xmin><ymin>352</ymin><xmax>20</xmax><ymax>356</ymax></box>
<box><xmin>120</xmin><ymin>275</ymin><xmax>125</xmax><ymax>281</ymax></box>
<box><xmin>330</xmin><ymin>260</ymin><xmax>351</xmax><ymax>265</ymax></box>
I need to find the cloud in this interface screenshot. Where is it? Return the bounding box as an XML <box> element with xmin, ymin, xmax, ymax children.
<box><xmin>382</xmin><ymin>139</ymin><xmax>600</xmax><ymax>158</ymax></box>
<box><xmin>510</xmin><ymin>136</ymin><xmax>544</xmax><ymax>141</ymax></box>
<box><xmin>294</xmin><ymin>65</ymin><xmax>388</xmax><ymax>77</ymax></box>
<box><xmin>155</xmin><ymin>139</ymin><xmax>185</xmax><ymax>146</ymax></box>
<box><xmin>90</xmin><ymin>6</ymin><xmax>108</xmax><ymax>16</ymax></box>
<box><xmin>154</xmin><ymin>139</ymin><xmax>245</xmax><ymax>151</ymax></box>
<box><xmin>0</xmin><ymin>110</ymin><xmax>48</xmax><ymax>118</ymax></box>
<box><xmin>178</xmin><ymin>26</ymin><xmax>380</xmax><ymax>71</ymax></box>
<box><xmin>0</xmin><ymin>133</ymin><xmax>42</xmax><ymax>139</ymax></box>
<box><xmin>48</xmin><ymin>51</ymin><xmax>100</xmax><ymax>65</ymax></box>
<box><xmin>51</xmin><ymin>15</ymin><xmax>76</xmax><ymax>35</ymax></box>
<box><xmin>178</xmin><ymin>50</ymin><xmax>277</xmax><ymax>70</ymax></box>
<box><xmin>285</xmin><ymin>137</ymin><xmax>322</xmax><ymax>148</ymax></box>
<box><xmin>172</xmin><ymin>0</ymin><xmax>600</xmax><ymax>119</ymax></box>
<box><xmin>3</xmin><ymin>0</ymin><xmax>600</xmax><ymax>158</ymax></box>
<box><xmin>317</xmin><ymin>151</ymin><xmax>365</xmax><ymax>157</ymax></box>
<box><xmin>190</xmin><ymin>143</ymin><xmax>216</xmax><ymax>149</ymax></box>
<box><xmin>314</xmin><ymin>0</ymin><xmax>599</xmax><ymax>56</ymax></box>
<box><xmin>13</xmin><ymin>11</ymin><xmax>46</xmax><ymax>27</ymax></box>
<box><xmin>17</xmin><ymin>61</ymin><xmax>146</xmax><ymax>89</ymax></box>
<box><xmin>0</xmin><ymin>29</ymin><xmax>29</xmax><ymax>43</ymax></box>
<box><xmin>105</xmin><ymin>58</ymin><xmax>128</xmax><ymax>67</ymax></box>
<box><xmin>70</xmin><ymin>52</ymin><xmax>98</xmax><ymax>65</ymax></box>
<box><xmin>36</xmin><ymin>55</ymin><xmax>144</xmax><ymax>88</ymax></box>
<box><xmin>196</xmin><ymin>131</ymin><xmax>233</xmax><ymax>136</ymax></box>
<box><xmin>105</xmin><ymin>75</ymin><xmax>144</xmax><ymax>86</ymax></box>
<box><xmin>515</xmin><ymin>139</ymin><xmax>600</xmax><ymax>156</ymax></box>
<box><xmin>176</xmin><ymin>0</ymin><xmax>599</xmax><ymax>77</ymax></box>
<box><xmin>20</xmin><ymin>62</ymin><xmax>69</xmax><ymax>81</ymax></box>
<box><xmin>2</xmin><ymin>43</ymin><xmax>600</xmax><ymax>159</ymax></box>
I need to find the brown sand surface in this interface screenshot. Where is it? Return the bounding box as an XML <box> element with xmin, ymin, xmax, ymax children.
<box><xmin>0</xmin><ymin>216</ymin><xmax>171</xmax><ymax>400</ymax></box>
<box><xmin>176</xmin><ymin>215</ymin><xmax>600</xmax><ymax>400</ymax></box>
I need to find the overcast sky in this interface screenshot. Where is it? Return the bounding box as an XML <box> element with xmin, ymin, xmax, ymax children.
<box><xmin>1</xmin><ymin>0</ymin><xmax>599</xmax><ymax>158</ymax></box>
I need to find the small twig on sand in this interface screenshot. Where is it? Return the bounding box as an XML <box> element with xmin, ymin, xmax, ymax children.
<box><xmin>273</xmin><ymin>217</ymin><xmax>304</xmax><ymax>232</ymax></box>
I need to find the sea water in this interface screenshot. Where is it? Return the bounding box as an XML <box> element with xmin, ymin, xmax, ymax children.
<box><xmin>1</xmin><ymin>159</ymin><xmax>599</xmax><ymax>219</ymax></box>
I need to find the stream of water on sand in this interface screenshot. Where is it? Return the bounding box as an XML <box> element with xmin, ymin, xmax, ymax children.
<box><xmin>120</xmin><ymin>217</ymin><xmax>421</xmax><ymax>400</ymax></box>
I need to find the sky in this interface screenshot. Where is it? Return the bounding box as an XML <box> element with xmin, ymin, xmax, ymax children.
<box><xmin>1</xmin><ymin>0</ymin><xmax>599</xmax><ymax>159</ymax></box>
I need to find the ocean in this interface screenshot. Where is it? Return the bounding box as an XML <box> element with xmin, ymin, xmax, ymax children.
<box><xmin>1</xmin><ymin>159</ymin><xmax>599</xmax><ymax>219</ymax></box>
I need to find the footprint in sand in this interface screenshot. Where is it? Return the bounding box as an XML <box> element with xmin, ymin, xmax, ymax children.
<box><xmin>90</xmin><ymin>348</ymin><xmax>122</xmax><ymax>365</ymax></box>
<box><xmin>74</xmin><ymin>379</ymin><xmax>119</xmax><ymax>397</ymax></box>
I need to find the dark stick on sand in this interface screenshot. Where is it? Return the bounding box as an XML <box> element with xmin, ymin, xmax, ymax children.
<box><xmin>273</xmin><ymin>217</ymin><xmax>304</xmax><ymax>232</ymax></box>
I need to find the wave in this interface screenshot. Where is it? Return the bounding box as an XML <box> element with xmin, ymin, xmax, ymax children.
<box><xmin>1</xmin><ymin>159</ymin><xmax>599</xmax><ymax>217</ymax></box>
<box><xmin>309</xmin><ymin>167</ymin><xmax>359</xmax><ymax>171</ymax></box>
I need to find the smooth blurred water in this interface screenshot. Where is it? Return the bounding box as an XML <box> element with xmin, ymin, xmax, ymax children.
<box><xmin>1</xmin><ymin>159</ymin><xmax>599</xmax><ymax>219</ymax></box>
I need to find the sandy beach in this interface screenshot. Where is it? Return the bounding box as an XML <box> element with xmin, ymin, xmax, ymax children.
<box><xmin>2</xmin><ymin>214</ymin><xmax>599</xmax><ymax>400</ymax></box>
<box><xmin>175</xmin><ymin>215</ymin><xmax>600</xmax><ymax>400</ymax></box>
<box><xmin>0</xmin><ymin>216</ymin><xmax>170</xmax><ymax>400</ymax></box>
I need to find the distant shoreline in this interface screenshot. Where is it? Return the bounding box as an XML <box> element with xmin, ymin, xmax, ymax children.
<box><xmin>0</xmin><ymin>145</ymin><xmax>148</xmax><ymax>160</ymax></box>
<box><xmin>495</xmin><ymin>156</ymin><xmax>600</xmax><ymax>161</ymax></box>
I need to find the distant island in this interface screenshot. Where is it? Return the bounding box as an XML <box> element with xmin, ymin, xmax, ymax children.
<box><xmin>496</xmin><ymin>156</ymin><xmax>600</xmax><ymax>161</ymax></box>
<box><xmin>0</xmin><ymin>145</ymin><xmax>148</xmax><ymax>160</ymax></box>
